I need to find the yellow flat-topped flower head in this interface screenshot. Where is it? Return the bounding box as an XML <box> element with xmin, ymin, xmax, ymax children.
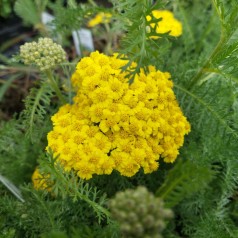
<box><xmin>147</xmin><ymin>10</ymin><xmax>182</xmax><ymax>38</ymax></box>
<box><xmin>32</xmin><ymin>168</ymin><xmax>51</xmax><ymax>191</ymax></box>
<box><xmin>46</xmin><ymin>51</ymin><xmax>190</xmax><ymax>180</ymax></box>
<box><xmin>87</xmin><ymin>12</ymin><xmax>112</xmax><ymax>28</ymax></box>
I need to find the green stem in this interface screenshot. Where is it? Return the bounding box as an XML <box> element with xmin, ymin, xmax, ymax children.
<box><xmin>32</xmin><ymin>191</ymin><xmax>56</xmax><ymax>230</ymax></box>
<box><xmin>54</xmin><ymin>167</ymin><xmax>110</xmax><ymax>222</ymax></box>
<box><xmin>104</xmin><ymin>23</ymin><xmax>113</xmax><ymax>55</ymax></box>
<box><xmin>187</xmin><ymin>0</ymin><xmax>227</xmax><ymax>90</ymax></box>
<box><xmin>175</xmin><ymin>0</ymin><xmax>195</xmax><ymax>45</ymax></box>
<box><xmin>0</xmin><ymin>65</ymin><xmax>38</xmax><ymax>73</ymax></box>
<box><xmin>137</xmin><ymin>1</ymin><xmax>147</xmax><ymax>70</ymax></box>
<box><xmin>88</xmin><ymin>0</ymin><xmax>97</xmax><ymax>7</ymax></box>
<box><xmin>45</xmin><ymin>70</ymin><xmax>66</xmax><ymax>104</ymax></box>
<box><xmin>187</xmin><ymin>32</ymin><xmax>225</xmax><ymax>90</ymax></box>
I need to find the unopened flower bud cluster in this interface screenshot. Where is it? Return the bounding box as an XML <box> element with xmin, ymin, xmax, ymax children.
<box><xmin>109</xmin><ymin>186</ymin><xmax>173</xmax><ymax>238</ymax></box>
<box><xmin>20</xmin><ymin>38</ymin><xmax>66</xmax><ymax>71</ymax></box>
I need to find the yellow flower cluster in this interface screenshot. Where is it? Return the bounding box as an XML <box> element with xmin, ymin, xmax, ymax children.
<box><xmin>147</xmin><ymin>10</ymin><xmax>182</xmax><ymax>37</ymax></box>
<box><xmin>47</xmin><ymin>51</ymin><xmax>190</xmax><ymax>180</ymax></box>
<box><xmin>87</xmin><ymin>12</ymin><xmax>112</xmax><ymax>28</ymax></box>
<box><xmin>32</xmin><ymin>168</ymin><xmax>50</xmax><ymax>191</ymax></box>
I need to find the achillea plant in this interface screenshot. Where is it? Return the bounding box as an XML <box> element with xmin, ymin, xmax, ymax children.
<box><xmin>2</xmin><ymin>0</ymin><xmax>238</xmax><ymax>237</ymax></box>
<box><xmin>46</xmin><ymin>51</ymin><xmax>190</xmax><ymax>180</ymax></box>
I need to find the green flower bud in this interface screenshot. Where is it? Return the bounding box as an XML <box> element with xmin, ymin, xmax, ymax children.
<box><xmin>154</xmin><ymin>220</ymin><xmax>165</xmax><ymax>232</ymax></box>
<box><xmin>116</xmin><ymin>211</ymin><xmax>127</xmax><ymax>220</ymax></box>
<box><xmin>162</xmin><ymin>209</ymin><xmax>174</xmax><ymax>219</ymax></box>
<box><xmin>128</xmin><ymin>212</ymin><xmax>138</xmax><ymax>223</ymax></box>
<box><xmin>120</xmin><ymin>224</ymin><xmax>131</xmax><ymax>233</ymax></box>
<box><xmin>109</xmin><ymin>186</ymin><xmax>173</xmax><ymax>238</ymax></box>
<box><xmin>137</xmin><ymin>204</ymin><xmax>148</xmax><ymax>214</ymax></box>
<box><xmin>134</xmin><ymin>222</ymin><xmax>144</xmax><ymax>233</ymax></box>
<box><xmin>125</xmin><ymin>198</ymin><xmax>136</xmax><ymax>209</ymax></box>
<box><xmin>143</xmin><ymin>214</ymin><xmax>155</xmax><ymax>228</ymax></box>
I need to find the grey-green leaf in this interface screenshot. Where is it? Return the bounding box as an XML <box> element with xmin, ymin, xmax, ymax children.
<box><xmin>14</xmin><ymin>0</ymin><xmax>40</xmax><ymax>26</ymax></box>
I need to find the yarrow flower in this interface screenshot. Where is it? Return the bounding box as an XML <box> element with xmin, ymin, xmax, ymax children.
<box><xmin>32</xmin><ymin>168</ymin><xmax>51</xmax><ymax>191</ymax></box>
<box><xmin>20</xmin><ymin>37</ymin><xmax>66</xmax><ymax>71</ymax></box>
<box><xmin>146</xmin><ymin>10</ymin><xmax>182</xmax><ymax>38</ymax></box>
<box><xmin>87</xmin><ymin>12</ymin><xmax>112</xmax><ymax>27</ymax></box>
<box><xmin>109</xmin><ymin>186</ymin><xmax>173</xmax><ymax>238</ymax></box>
<box><xmin>46</xmin><ymin>51</ymin><xmax>190</xmax><ymax>180</ymax></box>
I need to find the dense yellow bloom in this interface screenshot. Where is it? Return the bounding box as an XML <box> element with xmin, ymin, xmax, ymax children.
<box><xmin>87</xmin><ymin>12</ymin><xmax>112</xmax><ymax>27</ymax></box>
<box><xmin>46</xmin><ymin>51</ymin><xmax>190</xmax><ymax>180</ymax></box>
<box><xmin>147</xmin><ymin>10</ymin><xmax>182</xmax><ymax>37</ymax></box>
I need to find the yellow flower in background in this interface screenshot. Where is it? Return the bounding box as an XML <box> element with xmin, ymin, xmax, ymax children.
<box><xmin>87</xmin><ymin>12</ymin><xmax>112</xmax><ymax>27</ymax></box>
<box><xmin>147</xmin><ymin>10</ymin><xmax>182</xmax><ymax>37</ymax></box>
<box><xmin>46</xmin><ymin>51</ymin><xmax>190</xmax><ymax>180</ymax></box>
<box><xmin>32</xmin><ymin>168</ymin><xmax>51</xmax><ymax>191</ymax></box>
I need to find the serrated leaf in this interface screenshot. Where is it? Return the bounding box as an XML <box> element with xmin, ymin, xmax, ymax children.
<box><xmin>21</xmin><ymin>80</ymin><xmax>54</xmax><ymax>142</ymax></box>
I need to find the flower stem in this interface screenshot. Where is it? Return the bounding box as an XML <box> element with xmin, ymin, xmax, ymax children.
<box><xmin>187</xmin><ymin>0</ymin><xmax>227</xmax><ymax>90</ymax></box>
<box><xmin>187</xmin><ymin>35</ymin><xmax>225</xmax><ymax>90</ymax></box>
<box><xmin>104</xmin><ymin>23</ymin><xmax>113</xmax><ymax>55</ymax></box>
<box><xmin>45</xmin><ymin>70</ymin><xmax>66</xmax><ymax>104</ymax></box>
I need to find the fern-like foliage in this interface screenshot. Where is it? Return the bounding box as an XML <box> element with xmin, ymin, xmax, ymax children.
<box><xmin>187</xmin><ymin>0</ymin><xmax>238</xmax><ymax>89</ymax></box>
<box><xmin>41</xmin><ymin>222</ymin><xmax>120</xmax><ymax>238</ymax></box>
<box><xmin>175</xmin><ymin>79</ymin><xmax>237</xmax><ymax>154</ymax></box>
<box><xmin>38</xmin><ymin>152</ymin><xmax>111</xmax><ymax>224</ymax></box>
<box><xmin>0</xmin><ymin>151</ymin><xmax>113</xmax><ymax>237</ymax></box>
<box><xmin>158</xmin><ymin>1</ymin><xmax>238</xmax><ymax>236</ymax></box>
<box><xmin>156</xmin><ymin>159</ymin><xmax>214</xmax><ymax>208</ymax></box>
<box><xmin>173</xmin><ymin>156</ymin><xmax>238</xmax><ymax>236</ymax></box>
<box><xmin>20</xmin><ymin>79</ymin><xmax>54</xmax><ymax>142</ymax></box>
<box><xmin>111</xmin><ymin>0</ymin><xmax>169</xmax><ymax>76</ymax></box>
<box><xmin>171</xmin><ymin>1</ymin><xmax>238</xmax><ymax>162</ymax></box>
<box><xmin>48</xmin><ymin>1</ymin><xmax>105</xmax><ymax>35</ymax></box>
<box><xmin>191</xmin><ymin>213</ymin><xmax>238</xmax><ymax>238</ymax></box>
<box><xmin>0</xmin><ymin>119</ymin><xmax>39</xmax><ymax>185</ymax></box>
